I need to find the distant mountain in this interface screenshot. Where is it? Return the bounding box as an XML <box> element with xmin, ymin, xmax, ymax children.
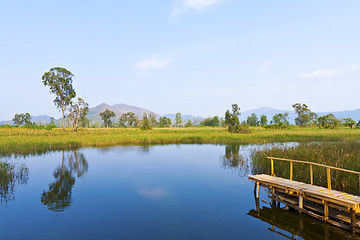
<box><xmin>317</xmin><ymin>109</ymin><xmax>360</xmax><ymax>121</ymax></box>
<box><xmin>86</xmin><ymin>103</ymin><xmax>160</xmax><ymax>122</ymax></box>
<box><xmin>31</xmin><ymin>115</ymin><xmax>52</xmax><ymax>124</ymax></box>
<box><xmin>163</xmin><ymin>114</ymin><xmax>204</xmax><ymax>121</ymax></box>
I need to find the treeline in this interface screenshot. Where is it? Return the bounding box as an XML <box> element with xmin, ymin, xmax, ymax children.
<box><xmin>7</xmin><ymin>103</ymin><xmax>360</xmax><ymax>132</ymax></box>
<box><xmin>227</xmin><ymin>103</ymin><xmax>360</xmax><ymax>131</ymax></box>
<box><xmin>96</xmin><ymin>110</ymin><xmax>222</xmax><ymax>129</ymax></box>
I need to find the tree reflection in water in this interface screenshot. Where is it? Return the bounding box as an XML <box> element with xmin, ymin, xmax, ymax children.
<box><xmin>0</xmin><ymin>160</ymin><xmax>29</xmax><ymax>205</ymax></box>
<box><xmin>41</xmin><ymin>150</ymin><xmax>88</xmax><ymax>212</ymax></box>
<box><xmin>222</xmin><ymin>145</ymin><xmax>249</xmax><ymax>175</ymax></box>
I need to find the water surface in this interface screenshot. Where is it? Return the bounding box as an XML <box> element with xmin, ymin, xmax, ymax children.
<box><xmin>0</xmin><ymin>144</ymin><xmax>358</xmax><ymax>239</ymax></box>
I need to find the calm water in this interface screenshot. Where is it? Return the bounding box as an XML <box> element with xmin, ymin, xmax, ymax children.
<box><xmin>1</xmin><ymin>144</ymin><xmax>358</xmax><ymax>240</ymax></box>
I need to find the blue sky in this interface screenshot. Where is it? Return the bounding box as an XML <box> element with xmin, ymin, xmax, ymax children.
<box><xmin>1</xmin><ymin>0</ymin><xmax>359</xmax><ymax>120</ymax></box>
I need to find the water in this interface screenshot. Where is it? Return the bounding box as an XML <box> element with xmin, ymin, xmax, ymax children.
<box><xmin>0</xmin><ymin>144</ymin><xmax>358</xmax><ymax>239</ymax></box>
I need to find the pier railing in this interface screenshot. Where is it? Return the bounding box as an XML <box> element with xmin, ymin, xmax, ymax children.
<box><xmin>267</xmin><ymin>157</ymin><xmax>360</xmax><ymax>191</ymax></box>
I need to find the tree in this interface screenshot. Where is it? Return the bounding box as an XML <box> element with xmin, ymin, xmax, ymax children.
<box><xmin>175</xmin><ymin>113</ymin><xmax>182</xmax><ymax>127</ymax></box>
<box><xmin>224</xmin><ymin>104</ymin><xmax>250</xmax><ymax>133</ymax></box>
<box><xmin>292</xmin><ymin>103</ymin><xmax>317</xmax><ymax>127</ymax></box>
<box><xmin>246</xmin><ymin>113</ymin><xmax>259</xmax><ymax>126</ymax></box>
<box><xmin>68</xmin><ymin>98</ymin><xmax>89</xmax><ymax>131</ymax></box>
<box><xmin>185</xmin><ymin>120</ymin><xmax>193</xmax><ymax>127</ymax></box>
<box><xmin>119</xmin><ymin>112</ymin><xmax>138</xmax><ymax>128</ymax></box>
<box><xmin>42</xmin><ymin>67</ymin><xmax>76</xmax><ymax>131</ymax></box>
<box><xmin>159</xmin><ymin>117</ymin><xmax>172</xmax><ymax>127</ymax></box>
<box><xmin>80</xmin><ymin>117</ymin><xmax>91</xmax><ymax>128</ymax></box>
<box><xmin>200</xmin><ymin>116</ymin><xmax>220</xmax><ymax>127</ymax></box>
<box><xmin>260</xmin><ymin>115</ymin><xmax>267</xmax><ymax>126</ymax></box>
<box><xmin>12</xmin><ymin>113</ymin><xmax>32</xmax><ymax>127</ymax></box>
<box><xmin>99</xmin><ymin>109</ymin><xmax>115</xmax><ymax>127</ymax></box>
<box><xmin>317</xmin><ymin>114</ymin><xmax>339</xmax><ymax>129</ymax></box>
<box><xmin>343</xmin><ymin>118</ymin><xmax>356</xmax><ymax>128</ymax></box>
<box><xmin>148</xmin><ymin>113</ymin><xmax>157</xmax><ymax>127</ymax></box>
<box><xmin>50</xmin><ymin>117</ymin><xmax>56</xmax><ymax>126</ymax></box>
<box><xmin>201</xmin><ymin>117</ymin><xmax>213</xmax><ymax>126</ymax></box>
<box><xmin>272</xmin><ymin>113</ymin><xmax>289</xmax><ymax>126</ymax></box>
<box><xmin>212</xmin><ymin>116</ymin><xmax>220</xmax><ymax>127</ymax></box>
<box><xmin>140</xmin><ymin>113</ymin><xmax>151</xmax><ymax>130</ymax></box>
<box><xmin>192</xmin><ymin>118</ymin><xmax>202</xmax><ymax>127</ymax></box>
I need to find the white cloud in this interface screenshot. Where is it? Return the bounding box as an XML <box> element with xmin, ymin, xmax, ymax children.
<box><xmin>258</xmin><ymin>61</ymin><xmax>273</xmax><ymax>72</ymax></box>
<box><xmin>184</xmin><ymin>0</ymin><xmax>221</xmax><ymax>9</ymax></box>
<box><xmin>172</xmin><ymin>0</ymin><xmax>223</xmax><ymax>16</ymax></box>
<box><xmin>138</xmin><ymin>188</ymin><xmax>168</xmax><ymax>200</ymax></box>
<box><xmin>135</xmin><ymin>59</ymin><xmax>168</xmax><ymax>70</ymax></box>
<box><xmin>349</xmin><ymin>64</ymin><xmax>359</xmax><ymax>70</ymax></box>
<box><xmin>298</xmin><ymin>64</ymin><xmax>359</xmax><ymax>79</ymax></box>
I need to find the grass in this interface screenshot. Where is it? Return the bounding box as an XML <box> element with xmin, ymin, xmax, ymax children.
<box><xmin>251</xmin><ymin>141</ymin><xmax>360</xmax><ymax>195</ymax></box>
<box><xmin>1</xmin><ymin>127</ymin><xmax>360</xmax><ymax>156</ymax></box>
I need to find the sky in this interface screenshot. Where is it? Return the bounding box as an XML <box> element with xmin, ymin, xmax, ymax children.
<box><xmin>1</xmin><ymin>0</ymin><xmax>359</xmax><ymax>120</ymax></box>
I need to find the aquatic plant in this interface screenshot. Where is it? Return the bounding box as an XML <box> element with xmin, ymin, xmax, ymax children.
<box><xmin>251</xmin><ymin>141</ymin><xmax>360</xmax><ymax>194</ymax></box>
<box><xmin>0</xmin><ymin>160</ymin><xmax>29</xmax><ymax>204</ymax></box>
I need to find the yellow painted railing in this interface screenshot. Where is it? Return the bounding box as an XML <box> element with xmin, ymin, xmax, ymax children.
<box><xmin>267</xmin><ymin>157</ymin><xmax>360</xmax><ymax>190</ymax></box>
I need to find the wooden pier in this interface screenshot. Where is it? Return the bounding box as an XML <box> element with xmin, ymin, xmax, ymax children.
<box><xmin>248</xmin><ymin>157</ymin><xmax>360</xmax><ymax>234</ymax></box>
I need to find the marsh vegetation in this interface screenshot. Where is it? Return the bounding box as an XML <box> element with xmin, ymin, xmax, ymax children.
<box><xmin>251</xmin><ymin>141</ymin><xmax>360</xmax><ymax>195</ymax></box>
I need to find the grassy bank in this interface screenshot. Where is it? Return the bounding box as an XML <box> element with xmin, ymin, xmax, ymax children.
<box><xmin>251</xmin><ymin>141</ymin><xmax>360</xmax><ymax>194</ymax></box>
<box><xmin>1</xmin><ymin>127</ymin><xmax>360</xmax><ymax>156</ymax></box>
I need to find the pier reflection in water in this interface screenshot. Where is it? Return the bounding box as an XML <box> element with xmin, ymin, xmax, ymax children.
<box><xmin>248</xmin><ymin>194</ymin><xmax>360</xmax><ymax>240</ymax></box>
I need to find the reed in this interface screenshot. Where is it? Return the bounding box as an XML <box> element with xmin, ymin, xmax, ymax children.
<box><xmin>251</xmin><ymin>141</ymin><xmax>360</xmax><ymax>195</ymax></box>
<box><xmin>1</xmin><ymin>127</ymin><xmax>360</xmax><ymax>156</ymax></box>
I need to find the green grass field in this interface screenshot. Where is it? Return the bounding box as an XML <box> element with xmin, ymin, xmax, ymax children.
<box><xmin>1</xmin><ymin>127</ymin><xmax>360</xmax><ymax>156</ymax></box>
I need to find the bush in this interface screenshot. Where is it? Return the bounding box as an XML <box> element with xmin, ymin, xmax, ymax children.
<box><xmin>264</xmin><ymin>123</ymin><xmax>289</xmax><ymax>129</ymax></box>
<box><xmin>21</xmin><ymin>124</ymin><xmax>56</xmax><ymax>130</ymax></box>
<box><xmin>0</xmin><ymin>125</ymin><xmax>13</xmax><ymax>129</ymax></box>
<box><xmin>228</xmin><ymin>122</ymin><xmax>251</xmax><ymax>134</ymax></box>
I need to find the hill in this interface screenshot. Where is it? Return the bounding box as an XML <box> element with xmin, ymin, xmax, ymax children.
<box><xmin>86</xmin><ymin>103</ymin><xmax>160</xmax><ymax>122</ymax></box>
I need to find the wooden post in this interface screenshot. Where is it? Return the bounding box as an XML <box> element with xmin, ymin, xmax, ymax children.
<box><xmin>324</xmin><ymin>201</ymin><xmax>329</xmax><ymax>222</ymax></box>
<box><xmin>255</xmin><ymin>196</ymin><xmax>260</xmax><ymax>213</ymax></box>
<box><xmin>310</xmin><ymin>164</ymin><xmax>313</xmax><ymax>185</ymax></box>
<box><xmin>271</xmin><ymin>158</ymin><xmax>274</xmax><ymax>176</ymax></box>
<box><xmin>350</xmin><ymin>208</ymin><xmax>356</xmax><ymax>233</ymax></box>
<box><xmin>256</xmin><ymin>182</ymin><xmax>260</xmax><ymax>199</ymax></box>
<box><xmin>299</xmin><ymin>193</ymin><xmax>303</xmax><ymax>209</ymax></box>
<box><xmin>327</xmin><ymin>167</ymin><xmax>331</xmax><ymax>190</ymax></box>
<box><xmin>290</xmin><ymin>161</ymin><xmax>293</xmax><ymax>180</ymax></box>
<box><xmin>271</xmin><ymin>187</ymin><xmax>276</xmax><ymax>205</ymax></box>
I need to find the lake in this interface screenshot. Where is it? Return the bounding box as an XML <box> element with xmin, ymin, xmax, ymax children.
<box><xmin>0</xmin><ymin>144</ymin><xmax>358</xmax><ymax>239</ymax></box>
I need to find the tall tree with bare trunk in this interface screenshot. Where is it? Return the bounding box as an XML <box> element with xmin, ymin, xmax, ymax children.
<box><xmin>42</xmin><ymin>67</ymin><xmax>76</xmax><ymax>131</ymax></box>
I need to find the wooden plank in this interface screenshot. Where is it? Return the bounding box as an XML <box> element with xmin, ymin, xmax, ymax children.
<box><xmin>248</xmin><ymin>175</ymin><xmax>360</xmax><ymax>207</ymax></box>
